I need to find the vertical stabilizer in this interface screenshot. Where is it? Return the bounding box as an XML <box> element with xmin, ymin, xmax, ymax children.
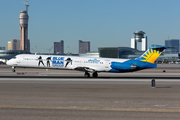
<box><xmin>136</xmin><ymin>45</ymin><xmax>167</xmax><ymax>63</ymax></box>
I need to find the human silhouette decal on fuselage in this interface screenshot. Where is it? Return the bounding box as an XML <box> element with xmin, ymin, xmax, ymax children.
<box><xmin>46</xmin><ymin>57</ymin><xmax>51</xmax><ymax>67</ymax></box>
<box><xmin>65</xmin><ymin>57</ymin><xmax>72</xmax><ymax>67</ymax></box>
<box><xmin>38</xmin><ymin>56</ymin><xmax>45</xmax><ymax>67</ymax></box>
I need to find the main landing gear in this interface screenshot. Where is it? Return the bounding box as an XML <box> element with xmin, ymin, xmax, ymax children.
<box><xmin>84</xmin><ymin>72</ymin><xmax>98</xmax><ymax>78</ymax></box>
<box><xmin>92</xmin><ymin>72</ymin><xmax>98</xmax><ymax>78</ymax></box>
<box><xmin>84</xmin><ymin>72</ymin><xmax>90</xmax><ymax>78</ymax></box>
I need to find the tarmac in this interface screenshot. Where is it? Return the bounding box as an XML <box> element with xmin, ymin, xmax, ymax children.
<box><xmin>0</xmin><ymin>64</ymin><xmax>180</xmax><ymax>120</ymax></box>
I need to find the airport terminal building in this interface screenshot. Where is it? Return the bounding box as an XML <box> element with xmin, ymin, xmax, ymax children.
<box><xmin>98</xmin><ymin>47</ymin><xmax>143</xmax><ymax>59</ymax></box>
<box><xmin>98</xmin><ymin>47</ymin><xmax>179</xmax><ymax>63</ymax></box>
<box><xmin>0</xmin><ymin>50</ymin><xmax>28</xmax><ymax>61</ymax></box>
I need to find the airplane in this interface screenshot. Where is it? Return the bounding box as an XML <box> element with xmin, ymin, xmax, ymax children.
<box><xmin>6</xmin><ymin>45</ymin><xmax>167</xmax><ymax>78</ymax></box>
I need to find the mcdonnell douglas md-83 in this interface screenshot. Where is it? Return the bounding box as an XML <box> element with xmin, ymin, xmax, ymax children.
<box><xmin>7</xmin><ymin>45</ymin><xmax>167</xmax><ymax>77</ymax></box>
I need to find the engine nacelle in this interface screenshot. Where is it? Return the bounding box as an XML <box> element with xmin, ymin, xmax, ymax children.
<box><xmin>111</xmin><ymin>62</ymin><xmax>137</xmax><ymax>70</ymax></box>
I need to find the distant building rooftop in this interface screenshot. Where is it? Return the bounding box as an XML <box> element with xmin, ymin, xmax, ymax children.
<box><xmin>0</xmin><ymin>50</ymin><xmax>28</xmax><ymax>59</ymax></box>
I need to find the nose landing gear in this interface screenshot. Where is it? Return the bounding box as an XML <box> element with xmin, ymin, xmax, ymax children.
<box><xmin>12</xmin><ymin>67</ymin><xmax>16</xmax><ymax>72</ymax></box>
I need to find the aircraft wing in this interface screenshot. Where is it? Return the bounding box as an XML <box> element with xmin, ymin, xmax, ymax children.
<box><xmin>74</xmin><ymin>66</ymin><xmax>96</xmax><ymax>72</ymax></box>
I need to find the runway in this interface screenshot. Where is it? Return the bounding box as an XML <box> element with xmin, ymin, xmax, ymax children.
<box><xmin>1</xmin><ymin>64</ymin><xmax>180</xmax><ymax>78</ymax></box>
<box><xmin>0</xmin><ymin>65</ymin><xmax>180</xmax><ymax>119</ymax></box>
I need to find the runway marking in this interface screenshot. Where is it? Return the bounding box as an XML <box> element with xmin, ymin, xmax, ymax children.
<box><xmin>1</xmin><ymin>78</ymin><xmax>180</xmax><ymax>82</ymax></box>
<box><xmin>154</xmin><ymin>104</ymin><xmax>169</xmax><ymax>107</ymax></box>
<box><xmin>0</xmin><ymin>105</ymin><xmax>180</xmax><ymax>113</ymax></box>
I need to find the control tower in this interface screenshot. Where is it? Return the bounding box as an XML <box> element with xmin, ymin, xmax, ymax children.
<box><xmin>131</xmin><ymin>31</ymin><xmax>147</xmax><ymax>51</ymax></box>
<box><xmin>19</xmin><ymin>10</ymin><xmax>29</xmax><ymax>50</ymax></box>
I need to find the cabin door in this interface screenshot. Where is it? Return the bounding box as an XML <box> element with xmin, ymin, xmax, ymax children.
<box><xmin>105</xmin><ymin>61</ymin><xmax>109</xmax><ymax>68</ymax></box>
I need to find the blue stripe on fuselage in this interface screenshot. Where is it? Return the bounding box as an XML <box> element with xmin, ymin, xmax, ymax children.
<box><xmin>109</xmin><ymin>59</ymin><xmax>157</xmax><ymax>73</ymax></box>
<box><xmin>123</xmin><ymin>59</ymin><xmax>157</xmax><ymax>69</ymax></box>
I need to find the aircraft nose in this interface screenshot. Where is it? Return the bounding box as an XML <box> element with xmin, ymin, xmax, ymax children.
<box><xmin>6</xmin><ymin>60</ymin><xmax>11</xmax><ymax>65</ymax></box>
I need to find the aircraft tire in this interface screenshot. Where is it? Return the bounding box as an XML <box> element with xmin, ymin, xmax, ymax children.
<box><xmin>12</xmin><ymin>69</ymin><xmax>16</xmax><ymax>72</ymax></box>
<box><xmin>84</xmin><ymin>72</ymin><xmax>90</xmax><ymax>78</ymax></box>
<box><xmin>92</xmin><ymin>72</ymin><xmax>98</xmax><ymax>78</ymax></box>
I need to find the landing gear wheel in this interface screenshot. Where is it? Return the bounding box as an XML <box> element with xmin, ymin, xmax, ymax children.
<box><xmin>12</xmin><ymin>69</ymin><xmax>16</xmax><ymax>72</ymax></box>
<box><xmin>84</xmin><ymin>72</ymin><xmax>90</xmax><ymax>78</ymax></box>
<box><xmin>92</xmin><ymin>72</ymin><xmax>98</xmax><ymax>78</ymax></box>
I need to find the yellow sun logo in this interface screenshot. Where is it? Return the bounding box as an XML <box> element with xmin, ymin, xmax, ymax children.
<box><xmin>140</xmin><ymin>48</ymin><xmax>162</xmax><ymax>63</ymax></box>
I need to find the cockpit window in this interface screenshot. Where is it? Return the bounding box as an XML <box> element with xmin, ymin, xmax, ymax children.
<box><xmin>13</xmin><ymin>57</ymin><xmax>16</xmax><ymax>59</ymax></box>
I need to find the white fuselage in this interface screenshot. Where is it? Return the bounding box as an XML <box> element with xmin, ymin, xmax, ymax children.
<box><xmin>7</xmin><ymin>54</ymin><xmax>128</xmax><ymax>72</ymax></box>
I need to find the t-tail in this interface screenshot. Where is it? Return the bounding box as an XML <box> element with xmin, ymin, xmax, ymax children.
<box><xmin>136</xmin><ymin>45</ymin><xmax>167</xmax><ymax>63</ymax></box>
<box><xmin>110</xmin><ymin>45</ymin><xmax>167</xmax><ymax>72</ymax></box>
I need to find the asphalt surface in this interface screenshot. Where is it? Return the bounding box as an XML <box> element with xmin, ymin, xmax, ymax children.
<box><xmin>0</xmin><ymin>64</ymin><xmax>180</xmax><ymax>120</ymax></box>
<box><xmin>1</xmin><ymin>64</ymin><xmax>180</xmax><ymax>78</ymax></box>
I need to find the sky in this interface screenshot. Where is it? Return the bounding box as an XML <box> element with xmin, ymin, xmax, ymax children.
<box><xmin>1</xmin><ymin>0</ymin><xmax>180</xmax><ymax>53</ymax></box>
